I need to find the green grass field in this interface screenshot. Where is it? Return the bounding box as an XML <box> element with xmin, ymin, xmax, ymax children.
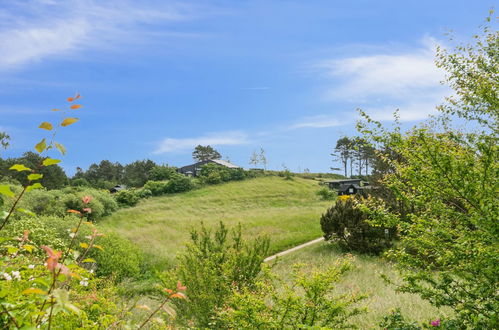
<box><xmin>100</xmin><ymin>176</ymin><xmax>330</xmax><ymax>265</ymax></box>
<box><xmin>270</xmin><ymin>242</ymin><xmax>452</xmax><ymax>328</ymax></box>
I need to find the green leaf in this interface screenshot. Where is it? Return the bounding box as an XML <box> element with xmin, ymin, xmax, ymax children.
<box><xmin>42</xmin><ymin>158</ymin><xmax>61</xmax><ymax>166</ymax></box>
<box><xmin>9</xmin><ymin>164</ymin><xmax>31</xmax><ymax>172</ymax></box>
<box><xmin>1</xmin><ymin>211</ymin><xmax>9</xmax><ymax>220</ymax></box>
<box><xmin>35</xmin><ymin>138</ymin><xmax>47</xmax><ymax>153</ymax></box>
<box><xmin>26</xmin><ymin>183</ymin><xmax>43</xmax><ymax>192</ymax></box>
<box><xmin>39</xmin><ymin>122</ymin><xmax>53</xmax><ymax>130</ymax></box>
<box><xmin>7</xmin><ymin>246</ymin><xmax>18</xmax><ymax>254</ymax></box>
<box><xmin>27</xmin><ymin>173</ymin><xmax>43</xmax><ymax>181</ymax></box>
<box><xmin>61</xmin><ymin>118</ymin><xmax>79</xmax><ymax>127</ymax></box>
<box><xmin>82</xmin><ymin>258</ymin><xmax>96</xmax><ymax>263</ymax></box>
<box><xmin>0</xmin><ymin>185</ymin><xmax>14</xmax><ymax>198</ymax></box>
<box><xmin>17</xmin><ymin>208</ymin><xmax>35</xmax><ymax>216</ymax></box>
<box><xmin>55</xmin><ymin>142</ymin><xmax>66</xmax><ymax>155</ymax></box>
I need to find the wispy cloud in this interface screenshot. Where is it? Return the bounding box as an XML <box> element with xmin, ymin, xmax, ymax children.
<box><xmin>289</xmin><ymin>115</ymin><xmax>346</xmax><ymax>129</ymax></box>
<box><xmin>0</xmin><ymin>0</ymin><xmax>200</xmax><ymax>70</ymax></box>
<box><xmin>310</xmin><ymin>37</ymin><xmax>449</xmax><ymax>123</ymax></box>
<box><xmin>153</xmin><ymin>131</ymin><xmax>249</xmax><ymax>154</ymax></box>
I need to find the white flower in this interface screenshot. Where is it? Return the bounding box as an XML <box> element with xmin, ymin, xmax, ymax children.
<box><xmin>28</xmin><ymin>265</ymin><xmax>35</xmax><ymax>269</ymax></box>
<box><xmin>29</xmin><ymin>277</ymin><xmax>35</xmax><ymax>281</ymax></box>
<box><xmin>3</xmin><ymin>273</ymin><xmax>12</xmax><ymax>281</ymax></box>
<box><xmin>11</xmin><ymin>271</ymin><xmax>21</xmax><ymax>280</ymax></box>
<box><xmin>89</xmin><ymin>269</ymin><xmax>94</xmax><ymax>274</ymax></box>
<box><xmin>80</xmin><ymin>278</ymin><xmax>89</xmax><ymax>287</ymax></box>
<box><xmin>69</xmin><ymin>233</ymin><xmax>76</xmax><ymax>238</ymax></box>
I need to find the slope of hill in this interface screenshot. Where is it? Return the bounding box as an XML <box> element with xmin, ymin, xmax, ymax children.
<box><xmin>100</xmin><ymin>176</ymin><xmax>330</xmax><ymax>265</ymax></box>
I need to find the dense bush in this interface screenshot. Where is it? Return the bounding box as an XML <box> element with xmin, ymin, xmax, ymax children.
<box><xmin>320</xmin><ymin>196</ymin><xmax>396</xmax><ymax>254</ymax></box>
<box><xmin>148</xmin><ymin>165</ymin><xmax>177</xmax><ymax>181</ymax></box>
<box><xmin>316</xmin><ymin>186</ymin><xmax>337</xmax><ymax>200</ymax></box>
<box><xmin>165</xmin><ymin>173</ymin><xmax>194</xmax><ymax>193</ymax></box>
<box><xmin>143</xmin><ymin>180</ymin><xmax>169</xmax><ymax>196</ymax></box>
<box><xmin>114</xmin><ymin>189</ymin><xmax>140</xmax><ymax>207</ymax></box>
<box><xmin>136</xmin><ymin>188</ymin><xmax>152</xmax><ymax>199</ymax></box>
<box><xmin>165</xmin><ymin>222</ymin><xmax>270</xmax><ymax>328</ymax></box>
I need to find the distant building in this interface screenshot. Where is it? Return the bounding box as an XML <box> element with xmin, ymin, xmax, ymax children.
<box><xmin>178</xmin><ymin>159</ymin><xmax>240</xmax><ymax>177</ymax></box>
<box><xmin>109</xmin><ymin>185</ymin><xmax>127</xmax><ymax>193</ymax></box>
<box><xmin>324</xmin><ymin>179</ymin><xmax>371</xmax><ymax>196</ymax></box>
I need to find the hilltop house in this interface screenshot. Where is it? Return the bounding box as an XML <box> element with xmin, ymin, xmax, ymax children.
<box><xmin>178</xmin><ymin>159</ymin><xmax>240</xmax><ymax>177</ymax></box>
<box><xmin>324</xmin><ymin>179</ymin><xmax>371</xmax><ymax>196</ymax></box>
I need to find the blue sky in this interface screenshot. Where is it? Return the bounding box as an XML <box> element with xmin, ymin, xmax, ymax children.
<box><xmin>0</xmin><ymin>0</ymin><xmax>494</xmax><ymax>175</ymax></box>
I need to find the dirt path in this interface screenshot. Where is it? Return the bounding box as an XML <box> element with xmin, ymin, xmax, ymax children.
<box><xmin>264</xmin><ymin>237</ymin><xmax>324</xmax><ymax>262</ymax></box>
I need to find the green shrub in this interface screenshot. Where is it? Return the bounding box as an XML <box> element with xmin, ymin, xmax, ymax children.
<box><xmin>148</xmin><ymin>165</ymin><xmax>177</xmax><ymax>181</ymax></box>
<box><xmin>88</xmin><ymin>232</ymin><xmax>143</xmax><ymax>282</ymax></box>
<box><xmin>165</xmin><ymin>173</ymin><xmax>194</xmax><ymax>193</ymax></box>
<box><xmin>165</xmin><ymin>222</ymin><xmax>270</xmax><ymax>328</ymax></box>
<box><xmin>379</xmin><ymin>309</ymin><xmax>421</xmax><ymax>330</ymax></box>
<box><xmin>143</xmin><ymin>180</ymin><xmax>169</xmax><ymax>196</ymax></box>
<box><xmin>136</xmin><ymin>188</ymin><xmax>152</xmax><ymax>199</ymax></box>
<box><xmin>316</xmin><ymin>187</ymin><xmax>337</xmax><ymax>200</ymax></box>
<box><xmin>320</xmin><ymin>196</ymin><xmax>396</xmax><ymax>254</ymax></box>
<box><xmin>229</xmin><ymin>168</ymin><xmax>246</xmax><ymax>180</ymax></box>
<box><xmin>114</xmin><ymin>189</ymin><xmax>140</xmax><ymax>207</ymax></box>
<box><xmin>71</xmin><ymin>177</ymin><xmax>90</xmax><ymax>187</ymax></box>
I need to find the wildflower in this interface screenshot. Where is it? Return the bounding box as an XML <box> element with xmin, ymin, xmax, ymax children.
<box><xmin>11</xmin><ymin>271</ymin><xmax>21</xmax><ymax>280</ymax></box>
<box><xmin>3</xmin><ymin>273</ymin><xmax>12</xmax><ymax>281</ymax></box>
<box><xmin>431</xmin><ymin>319</ymin><xmax>441</xmax><ymax>327</ymax></box>
<box><xmin>82</xmin><ymin>196</ymin><xmax>92</xmax><ymax>204</ymax></box>
<box><xmin>89</xmin><ymin>269</ymin><xmax>94</xmax><ymax>274</ymax></box>
<box><xmin>69</xmin><ymin>232</ymin><xmax>76</xmax><ymax>238</ymax></box>
<box><xmin>28</xmin><ymin>265</ymin><xmax>35</xmax><ymax>269</ymax></box>
<box><xmin>80</xmin><ymin>278</ymin><xmax>89</xmax><ymax>287</ymax></box>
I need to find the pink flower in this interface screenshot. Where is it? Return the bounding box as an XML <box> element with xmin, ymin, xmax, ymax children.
<box><xmin>82</xmin><ymin>196</ymin><xmax>93</xmax><ymax>204</ymax></box>
<box><xmin>431</xmin><ymin>319</ymin><xmax>441</xmax><ymax>327</ymax></box>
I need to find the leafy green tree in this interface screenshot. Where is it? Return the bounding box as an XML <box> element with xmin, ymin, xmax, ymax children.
<box><xmin>332</xmin><ymin>136</ymin><xmax>354</xmax><ymax>177</ymax></box>
<box><xmin>123</xmin><ymin>159</ymin><xmax>156</xmax><ymax>187</ymax></box>
<box><xmin>192</xmin><ymin>145</ymin><xmax>221</xmax><ymax>162</ymax></box>
<box><xmin>148</xmin><ymin>164</ymin><xmax>177</xmax><ymax>181</ymax></box>
<box><xmin>357</xmin><ymin>17</ymin><xmax>498</xmax><ymax>328</ymax></box>
<box><xmin>0</xmin><ymin>132</ymin><xmax>10</xmax><ymax>154</ymax></box>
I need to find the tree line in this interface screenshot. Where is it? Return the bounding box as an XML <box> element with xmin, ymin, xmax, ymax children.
<box><xmin>331</xmin><ymin>136</ymin><xmax>375</xmax><ymax>178</ymax></box>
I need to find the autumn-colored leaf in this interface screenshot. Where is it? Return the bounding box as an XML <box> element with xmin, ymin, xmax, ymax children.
<box><xmin>35</xmin><ymin>138</ymin><xmax>47</xmax><ymax>153</ymax></box>
<box><xmin>41</xmin><ymin>245</ymin><xmax>61</xmax><ymax>272</ymax></box>
<box><xmin>93</xmin><ymin>245</ymin><xmax>104</xmax><ymax>251</ymax></box>
<box><xmin>79</xmin><ymin>242</ymin><xmax>89</xmax><ymax>249</ymax></box>
<box><xmin>39</xmin><ymin>122</ymin><xmax>53</xmax><ymax>130</ymax></box>
<box><xmin>61</xmin><ymin>117</ymin><xmax>79</xmax><ymax>127</ymax></box>
<box><xmin>136</xmin><ymin>305</ymin><xmax>151</xmax><ymax>311</ymax></box>
<box><xmin>83</xmin><ymin>207</ymin><xmax>92</xmax><ymax>214</ymax></box>
<box><xmin>67</xmin><ymin>209</ymin><xmax>81</xmax><ymax>215</ymax></box>
<box><xmin>55</xmin><ymin>142</ymin><xmax>67</xmax><ymax>155</ymax></box>
<box><xmin>9</xmin><ymin>164</ymin><xmax>31</xmax><ymax>172</ymax></box>
<box><xmin>67</xmin><ymin>93</ymin><xmax>81</xmax><ymax>102</ymax></box>
<box><xmin>0</xmin><ymin>185</ymin><xmax>15</xmax><ymax>198</ymax></box>
<box><xmin>26</xmin><ymin>183</ymin><xmax>43</xmax><ymax>192</ymax></box>
<box><xmin>27</xmin><ymin>173</ymin><xmax>43</xmax><ymax>181</ymax></box>
<box><xmin>22</xmin><ymin>288</ymin><xmax>47</xmax><ymax>295</ymax></box>
<box><xmin>52</xmin><ymin>108</ymin><xmax>61</xmax><ymax>112</ymax></box>
<box><xmin>42</xmin><ymin>158</ymin><xmax>61</xmax><ymax>166</ymax></box>
<box><xmin>70</xmin><ymin>104</ymin><xmax>83</xmax><ymax>110</ymax></box>
<box><xmin>177</xmin><ymin>281</ymin><xmax>187</xmax><ymax>291</ymax></box>
<box><xmin>170</xmin><ymin>292</ymin><xmax>186</xmax><ymax>300</ymax></box>
<box><xmin>82</xmin><ymin>195</ymin><xmax>93</xmax><ymax>204</ymax></box>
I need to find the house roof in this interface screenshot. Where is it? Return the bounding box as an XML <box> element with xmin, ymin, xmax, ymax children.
<box><xmin>209</xmin><ymin>159</ymin><xmax>240</xmax><ymax>168</ymax></box>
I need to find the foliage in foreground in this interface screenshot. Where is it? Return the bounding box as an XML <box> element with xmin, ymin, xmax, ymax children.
<box><xmin>165</xmin><ymin>222</ymin><xmax>270</xmax><ymax>328</ymax></box>
<box><xmin>357</xmin><ymin>17</ymin><xmax>498</xmax><ymax>328</ymax></box>
<box><xmin>216</xmin><ymin>258</ymin><xmax>366</xmax><ymax>329</ymax></box>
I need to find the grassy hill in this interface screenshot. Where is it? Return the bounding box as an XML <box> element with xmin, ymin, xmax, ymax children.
<box><xmin>100</xmin><ymin>176</ymin><xmax>330</xmax><ymax>266</ymax></box>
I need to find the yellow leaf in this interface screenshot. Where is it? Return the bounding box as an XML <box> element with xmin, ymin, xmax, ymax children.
<box><xmin>170</xmin><ymin>292</ymin><xmax>186</xmax><ymax>300</ymax></box>
<box><xmin>136</xmin><ymin>305</ymin><xmax>151</xmax><ymax>311</ymax></box>
<box><xmin>93</xmin><ymin>245</ymin><xmax>104</xmax><ymax>251</ymax></box>
<box><xmin>22</xmin><ymin>288</ymin><xmax>47</xmax><ymax>295</ymax></box>
<box><xmin>28</xmin><ymin>173</ymin><xmax>43</xmax><ymax>181</ymax></box>
<box><xmin>70</xmin><ymin>104</ymin><xmax>83</xmax><ymax>110</ymax></box>
<box><xmin>23</xmin><ymin>244</ymin><xmax>35</xmax><ymax>253</ymax></box>
<box><xmin>79</xmin><ymin>242</ymin><xmax>89</xmax><ymax>249</ymax></box>
<box><xmin>9</xmin><ymin>164</ymin><xmax>31</xmax><ymax>172</ymax></box>
<box><xmin>35</xmin><ymin>138</ymin><xmax>46</xmax><ymax>153</ymax></box>
<box><xmin>42</xmin><ymin>158</ymin><xmax>61</xmax><ymax>166</ymax></box>
<box><xmin>55</xmin><ymin>142</ymin><xmax>66</xmax><ymax>155</ymax></box>
<box><xmin>39</xmin><ymin>122</ymin><xmax>53</xmax><ymax>130</ymax></box>
<box><xmin>82</xmin><ymin>258</ymin><xmax>96</xmax><ymax>263</ymax></box>
<box><xmin>0</xmin><ymin>185</ymin><xmax>15</xmax><ymax>197</ymax></box>
<box><xmin>61</xmin><ymin>118</ymin><xmax>79</xmax><ymax>127</ymax></box>
<box><xmin>26</xmin><ymin>183</ymin><xmax>43</xmax><ymax>192</ymax></box>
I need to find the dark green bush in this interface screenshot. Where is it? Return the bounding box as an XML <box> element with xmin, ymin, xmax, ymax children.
<box><xmin>114</xmin><ymin>189</ymin><xmax>140</xmax><ymax>207</ymax></box>
<box><xmin>136</xmin><ymin>188</ymin><xmax>152</xmax><ymax>199</ymax></box>
<box><xmin>320</xmin><ymin>197</ymin><xmax>396</xmax><ymax>254</ymax></box>
<box><xmin>148</xmin><ymin>165</ymin><xmax>177</xmax><ymax>181</ymax></box>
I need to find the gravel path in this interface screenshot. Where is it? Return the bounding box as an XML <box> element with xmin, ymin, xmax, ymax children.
<box><xmin>264</xmin><ymin>237</ymin><xmax>324</xmax><ymax>262</ymax></box>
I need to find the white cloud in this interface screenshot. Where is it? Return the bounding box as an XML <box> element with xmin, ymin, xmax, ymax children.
<box><xmin>153</xmin><ymin>131</ymin><xmax>249</xmax><ymax>154</ymax></box>
<box><xmin>310</xmin><ymin>37</ymin><xmax>449</xmax><ymax>123</ymax></box>
<box><xmin>289</xmin><ymin>115</ymin><xmax>346</xmax><ymax>129</ymax></box>
<box><xmin>0</xmin><ymin>0</ymin><xmax>198</xmax><ymax>70</ymax></box>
